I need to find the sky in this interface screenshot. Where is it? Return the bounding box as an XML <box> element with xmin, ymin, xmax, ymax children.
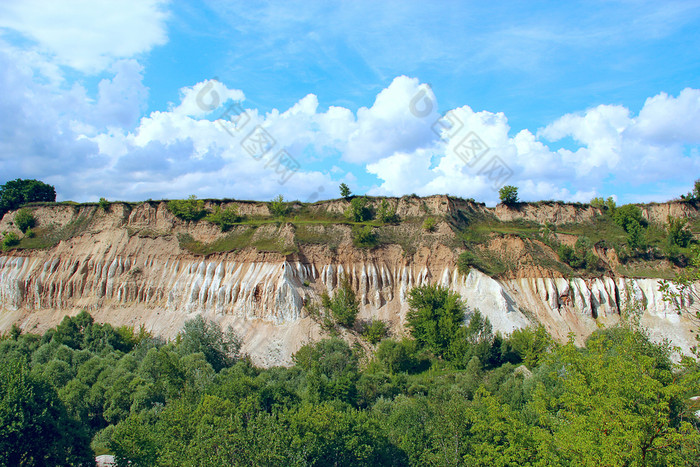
<box><xmin>0</xmin><ymin>0</ymin><xmax>699</xmax><ymax>205</ymax></box>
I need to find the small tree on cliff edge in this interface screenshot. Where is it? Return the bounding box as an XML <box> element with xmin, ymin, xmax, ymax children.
<box><xmin>339</xmin><ymin>183</ymin><xmax>352</xmax><ymax>199</ymax></box>
<box><xmin>499</xmin><ymin>185</ymin><xmax>518</xmax><ymax>205</ymax></box>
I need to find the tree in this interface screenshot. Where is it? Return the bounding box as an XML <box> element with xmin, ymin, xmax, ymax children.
<box><xmin>339</xmin><ymin>183</ymin><xmax>351</xmax><ymax>199</ymax></box>
<box><xmin>205</xmin><ymin>204</ymin><xmax>241</xmax><ymax>231</ymax></box>
<box><xmin>377</xmin><ymin>199</ymin><xmax>399</xmax><ymax>223</ymax></box>
<box><xmin>177</xmin><ymin>315</ymin><xmax>242</xmax><ymax>372</ymax></box>
<box><xmin>0</xmin><ymin>359</ymin><xmax>94</xmax><ymax>466</ymax></box>
<box><xmin>406</xmin><ymin>285</ymin><xmax>467</xmax><ymax>360</ymax></box>
<box><xmin>345</xmin><ymin>196</ymin><xmax>372</xmax><ymax>222</ymax></box>
<box><xmin>498</xmin><ymin>185</ymin><xmax>518</xmax><ymax>205</ymax></box>
<box><xmin>0</xmin><ymin>179</ymin><xmax>56</xmax><ymax>218</ymax></box>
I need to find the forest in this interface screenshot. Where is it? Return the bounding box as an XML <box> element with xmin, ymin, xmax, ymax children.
<box><xmin>1</xmin><ymin>284</ymin><xmax>699</xmax><ymax>466</ymax></box>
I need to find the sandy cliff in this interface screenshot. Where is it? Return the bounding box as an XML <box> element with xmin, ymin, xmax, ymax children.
<box><xmin>0</xmin><ymin>197</ymin><xmax>697</xmax><ymax>365</ymax></box>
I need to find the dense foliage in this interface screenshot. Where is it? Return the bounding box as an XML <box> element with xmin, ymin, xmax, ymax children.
<box><xmin>498</xmin><ymin>185</ymin><xmax>518</xmax><ymax>205</ymax></box>
<box><xmin>0</xmin><ymin>179</ymin><xmax>56</xmax><ymax>218</ymax></box>
<box><xmin>1</xmin><ymin>287</ymin><xmax>700</xmax><ymax>466</ymax></box>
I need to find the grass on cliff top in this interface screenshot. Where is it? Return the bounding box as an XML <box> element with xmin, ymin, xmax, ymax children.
<box><xmin>178</xmin><ymin>228</ymin><xmax>298</xmax><ymax>256</ymax></box>
<box><xmin>14</xmin><ymin>215</ymin><xmax>93</xmax><ymax>251</ymax></box>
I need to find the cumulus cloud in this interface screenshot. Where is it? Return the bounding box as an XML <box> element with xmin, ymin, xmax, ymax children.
<box><xmin>0</xmin><ymin>29</ymin><xmax>698</xmax><ymax>207</ymax></box>
<box><xmin>0</xmin><ymin>0</ymin><xmax>169</xmax><ymax>73</ymax></box>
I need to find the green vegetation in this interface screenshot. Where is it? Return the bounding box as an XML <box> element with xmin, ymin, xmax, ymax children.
<box><xmin>376</xmin><ymin>199</ymin><xmax>398</xmax><ymax>223</ymax></box>
<box><xmin>339</xmin><ymin>182</ymin><xmax>352</xmax><ymax>199</ymax></box>
<box><xmin>422</xmin><ymin>217</ymin><xmax>436</xmax><ymax>231</ymax></box>
<box><xmin>590</xmin><ymin>196</ymin><xmax>616</xmax><ymax>211</ymax></box>
<box><xmin>269</xmin><ymin>194</ymin><xmax>289</xmax><ymax>218</ymax></box>
<box><xmin>360</xmin><ymin>319</ymin><xmax>389</xmax><ymax>345</ymax></box>
<box><xmin>0</xmin><ymin>178</ymin><xmax>56</xmax><ymax>219</ymax></box>
<box><xmin>99</xmin><ymin>197</ymin><xmax>110</xmax><ymax>211</ymax></box>
<box><xmin>205</xmin><ymin>204</ymin><xmax>241</xmax><ymax>231</ymax></box>
<box><xmin>457</xmin><ymin>249</ymin><xmax>508</xmax><ymax>276</ymax></box>
<box><xmin>1</xmin><ymin>232</ymin><xmax>20</xmax><ymax>250</ymax></box>
<box><xmin>1</xmin><ymin>286</ymin><xmax>699</xmax><ymax>465</ymax></box>
<box><xmin>498</xmin><ymin>185</ymin><xmax>518</xmax><ymax>205</ymax></box>
<box><xmin>167</xmin><ymin>195</ymin><xmax>207</xmax><ymax>221</ymax></box>
<box><xmin>353</xmin><ymin>225</ymin><xmax>378</xmax><ymax>248</ymax></box>
<box><xmin>667</xmin><ymin>215</ymin><xmax>693</xmax><ymax>248</ymax></box>
<box><xmin>558</xmin><ymin>236</ymin><xmax>600</xmax><ymax>271</ymax></box>
<box><xmin>13</xmin><ymin>208</ymin><xmax>35</xmax><ymax>233</ymax></box>
<box><xmin>680</xmin><ymin>178</ymin><xmax>700</xmax><ymax>201</ymax></box>
<box><xmin>320</xmin><ymin>278</ymin><xmax>360</xmax><ymax>329</ymax></box>
<box><xmin>345</xmin><ymin>196</ymin><xmax>373</xmax><ymax>222</ymax></box>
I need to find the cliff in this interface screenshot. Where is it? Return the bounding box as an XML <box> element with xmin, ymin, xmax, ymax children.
<box><xmin>0</xmin><ymin>196</ymin><xmax>697</xmax><ymax>365</ymax></box>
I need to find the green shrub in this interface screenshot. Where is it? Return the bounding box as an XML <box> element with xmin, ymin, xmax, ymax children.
<box><xmin>98</xmin><ymin>197</ymin><xmax>110</xmax><ymax>211</ymax></box>
<box><xmin>558</xmin><ymin>237</ymin><xmax>600</xmax><ymax>271</ymax></box>
<box><xmin>206</xmin><ymin>205</ymin><xmax>241</xmax><ymax>231</ymax></box>
<box><xmin>321</xmin><ymin>278</ymin><xmax>359</xmax><ymax>328</ymax></box>
<box><xmin>422</xmin><ymin>217</ymin><xmax>437</xmax><ymax>232</ymax></box>
<box><xmin>345</xmin><ymin>197</ymin><xmax>372</xmax><ymax>222</ymax></box>
<box><xmin>352</xmin><ymin>225</ymin><xmax>377</xmax><ymax>248</ymax></box>
<box><xmin>360</xmin><ymin>319</ymin><xmax>389</xmax><ymax>344</ymax></box>
<box><xmin>25</xmin><ymin>228</ymin><xmax>35</xmax><ymax>238</ymax></box>
<box><xmin>269</xmin><ymin>195</ymin><xmax>288</xmax><ymax>218</ymax></box>
<box><xmin>498</xmin><ymin>185</ymin><xmax>518</xmax><ymax>205</ymax></box>
<box><xmin>2</xmin><ymin>232</ymin><xmax>20</xmax><ymax>250</ymax></box>
<box><xmin>168</xmin><ymin>195</ymin><xmax>208</xmax><ymax>221</ymax></box>
<box><xmin>667</xmin><ymin>216</ymin><xmax>692</xmax><ymax>248</ymax></box>
<box><xmin>377</xmin><ymin>199</ymin><xmax>398</xmax><ymax>223</ymax></box>
<box><xmin>13</xmin><ymin>208</ymin><xmax>35</xmax><ymax>233</ymax></box>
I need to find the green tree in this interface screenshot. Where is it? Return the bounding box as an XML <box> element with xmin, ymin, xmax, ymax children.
<box><xmin>0</xmin><ymin>359</ymin><xmax>94</xmax><ymax>466</ymax></box>
<box><xmin>98</xmin><ymin>197</ymin><xmax>110</xmax><ymax>211</ymax></box>
<box><xmin>352</xmin><ymin>225</ymin><xmax>377</xmax><ymax>248</ymax></box>
<box><xmin>177</xmin><ymin>315</ymin><xmax>242</xmax><ymax>372</ymax></box>
<box><xmin>0</xmin><ymin>179</ymin><xmax>56</xmax><ymax>218</ymax></box>
<box><xmin>406</xmin><ymin>285</ymin><xmax>467</xmax><ymax>360</ymax></box>
<box><xmin>498</xmin><ymin>185</ymin><xmax>518</xmax><ymax>205</ymax></box>
<box><xmin>345</xmin><ymin>196</ymin><xmax>372</xmax><ymax>222</ymax></box>
<box><xmin>339</xmin><ymin>183</ymin><xmax>351</xmax><ymax>199</ymax></box>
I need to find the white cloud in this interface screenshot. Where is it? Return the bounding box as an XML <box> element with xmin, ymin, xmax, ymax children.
<box><xmin>0</xmin><ymin>0</ymin><xmax>169</xmax><ymax>73</ymax></box>
<box><xmin>0</xmin><ymin>41</ymin><xmax>699</xmax><ymax>207</ymax></box>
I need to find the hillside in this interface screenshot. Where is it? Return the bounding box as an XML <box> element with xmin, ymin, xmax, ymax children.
<box><xmin>1</xmin><ymin>195</ymin><xmax>698</xmax><ymax>365</ymax></box>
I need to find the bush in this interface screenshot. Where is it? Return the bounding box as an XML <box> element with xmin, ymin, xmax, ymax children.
<box><xmin>168</xmin><ymin>195</ymin><xmax>208</xmax><ymax>221</ymax></box>
<box><xmin>321</xmin><ymin>278</ymin><xmax>359</xmax><ymax>329</ymax></box>
<box><xmin>498</xmin><ymin>185</ymin><xmax>518</xmax><ymax>205</ymax></box>
<box><xmin>352</xmin><ymin>225</ymin><xmax>377</xmax><ymax>248</ymax></box>
<box><xmin>360</xmin><ymin>319</ymin><xmax>389</xmax><ymax>344</ymax></box>
<box><xmin>206</xmin><ymin>205</ymin><xmax>241</xmax><ymax>231</ymax></box>
<box><xmin>13</xmin><ymin>208</ymin><xmax>35</xmax><ymax>233</ymax></box>
<box><xmin>377</xmin><ymin>199</ymin><xmax>398</xmax><ymax>223</ymax></box>
<box><xmin>667</xmin><ymin>216</ymin><xmax>692</xmax><ymax>248</ymax></box>
<box><xmin>2</xmin><ymin>232</ymin><xmax>20</xmax><ymax>250</ymax></box>
<box><xmin>98</xmin><ymin>197</ymin><xmax>110</xmax><ymax>211</ymax></box>
<box><xmin>422</xmin><ymin>217</ymin><xmax>436</xmax><ymax>232</ymax></box>
<box><xmin>269</xmin><ymin>195</ymin><xmax>289</xmax><ymax>218</ymax></box>
<box><xmin>558</xmin><ymin>237</ymin><xmax>600</xmax><ymax>271</ymax></box>
<box><xmin>345</xmin><ymin>197</ymin><xmax>372</xmax><ymax>222</ymax></box>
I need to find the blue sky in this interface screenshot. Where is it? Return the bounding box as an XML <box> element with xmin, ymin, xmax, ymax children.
<box><xmin>1</xmin><ymin>0</ymin><xmax>699</xmax><ymax>205</ymax></box>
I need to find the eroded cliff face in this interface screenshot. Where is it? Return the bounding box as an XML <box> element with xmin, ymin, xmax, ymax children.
<box><xmin>0</xmin><ymin>198</ymin><xmax>697</xmax><ymax>366</ymax></box>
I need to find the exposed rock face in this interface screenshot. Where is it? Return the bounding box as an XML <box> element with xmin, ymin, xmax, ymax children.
<box><xmin>0</xmin><ymin>198</ymin><xmax>697</xmax><ymax>366</ymax></box>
